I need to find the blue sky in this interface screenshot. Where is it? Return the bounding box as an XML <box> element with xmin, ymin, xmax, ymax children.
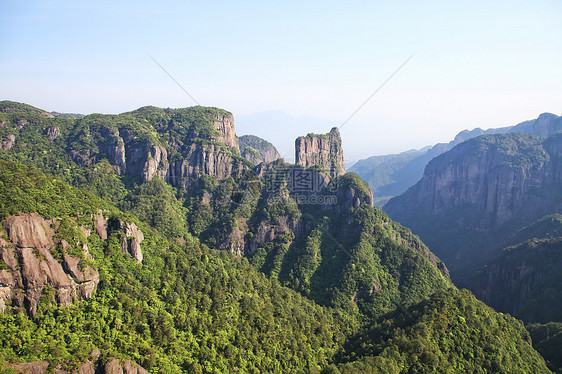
<box><xmin>2</xmin><ymin>0</ymin><xmax>561</xmax><ymax>159</ymax></box>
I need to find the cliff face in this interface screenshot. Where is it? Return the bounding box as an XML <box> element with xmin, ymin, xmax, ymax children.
<box><xmin>6</xmin><ymin>357</ymin><xmax>149</xmax><ymax>374</ymax></box>
<box><xmin>0</xmin><ymin>212</ymin><xmax>144</xmax><ymax>316</ymax></box>
<box><xmin>295</xmin><ymin>127</ymin><xmax>345</xmax><ymax>177</ymax></box>
<box><xmin>239</xmin><ymin>135</ymin><xmax>281</xmax><ymax>165</ymax></box>
<box><xmin>62</xmin><ymin>107</ymin><xmax>246</xmax><ymax>188</ymax></box>
<box><xmin>351</xmin><ymin>112</ymin><xmax>562</xmax><ymax>207</ymax></box>
<box><xmin>0</xmin><ymin>214</ymin><xmax>99</xmax><ymax>316</ymax></box>
<box><xmin>384</xmin><ymin>133</ymin><xmax>562</xmax><ymax>286</ymax></box>
<box><xmin>386</xmin><ymin>133</ymin><xmax>562</xmax><ymax>230</ymax></box>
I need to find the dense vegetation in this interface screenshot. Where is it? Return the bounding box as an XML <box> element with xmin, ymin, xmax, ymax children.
<box><xmin>528</xmin><ymin>322</ymin><xmax>562</xmax><ymax>373</ymax></box>
<box><xmin>0</xmin><ymin>160</ymin><xmax>354</xmax><ymax>372</ymax></box>
<box><xmin>185</xmin><ymin>166</ymin><xmax>451</xmax><ymax>319</ymax></box>
<box><xmin>332</xmin><ymin>289</ymin><xmax>549</xmax><ymax>373</ymax></box>
<box><xmin>0</xmin><ymin>101</ymin><xmax>555</xmax><ymax>372</ymax></box>
<box><xmin>238</xmin><ymin>134</ymin><xmax>280</xmax><ymax>164</ymax></box>
<box><xmin>474</xmin><ymin>236</ymin><xmax>562</xmax><ymax>323</ymax></box>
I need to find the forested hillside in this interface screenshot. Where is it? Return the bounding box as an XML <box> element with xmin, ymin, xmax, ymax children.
<box><xmin>0</xmin><ymin>101</ymin><xmax>553</xmax><ymax>373</ymax></box>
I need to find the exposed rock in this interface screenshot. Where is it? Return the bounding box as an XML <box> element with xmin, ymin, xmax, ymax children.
<box><xmin>164</xmin><ymin>143</ymin><xmax>245</xmax><ymax>188</ymax></box>
<box><xmin>246</xmin><ymin>216</ymin><xmax>301</xmax><ymax>256</ymax></box>
<box><xmin>211</xmin><ymin>112</ymin><xmax>239</xmax><ymax>149</ymax></box>
<box><xmin>8</xmin><ymin>361</ymin><xmax>49</xmax><ymax>373</ymax></box>
<box><xmin>5</xmin><ymin>358</ymin><xmax>148</xmax><ymax>374</ymax></box>
<box><xmin>385</xmin><ymin>133</ymin><xmax>562</xmax><ymax>286</ymax></box>
<box><xmin>1</xmin><ymin>134</ymin><xmax>16</xmax><ymax>151</ymax></box>
<box><xmin>386</xmin><ymin>133</ymin><xmax>562</xmax><ymax>230</ymax></box>
<box><xmin>143</xmin><ymin>144</ymin><xmax>168</xmax><ymax>182</ymax></box>
<box><xmin>118</xmin><ymin>221</ymin><xmax>144</xmax><ymax>264</ymax></box>
<box><xmin>103</xmin><ymin>359</ymin><xmax>149</xmax><ymax>374</ymax></box>
<box><xmin>99</xmin><ymin>128</ymin><xmax>126</xmax><ymax>174</ymax></box>
<box><xmin>0</xmin><ymin>214</ymin><xmax>99</xmax><ymax>316</ymax></box>
<box><xmin>295</xmin><ymin>127</ymin><xmax>345</xmax><ymax>177</ymax></box>
<box><xmin>352</xmin><ymin>112</ymin><xmax>562</xmax><ymax>207</ymax></box>
<box><xmin>93</xmin><ymin>212</ymin><xmax>108</xmax><ymax>240</ymax></box>
<box><xmin>46</xmin><ymin>127</ymin><xmax>60</xmax><ymax>141</ymax></box>
<box><xmin>60</xmin><ymin>107</ymin><xmax>245</xmax><ymax>187</ymax></box>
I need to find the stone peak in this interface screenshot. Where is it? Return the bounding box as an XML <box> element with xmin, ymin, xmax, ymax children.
<box><xmin>294</xmin><ymin>128</ymin><xmax>345</xmax><ymax>177</ymax></box>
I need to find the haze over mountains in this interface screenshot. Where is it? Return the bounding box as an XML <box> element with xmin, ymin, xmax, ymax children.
<box><xmin>0</xmin><ymin>100</ymin><xmax>558</xmax><ymax>372</ymax></box>
<box><xmin>351</xmin><ymin>112</ymin><xmax>562</xmax><ymax>206</ymax></box>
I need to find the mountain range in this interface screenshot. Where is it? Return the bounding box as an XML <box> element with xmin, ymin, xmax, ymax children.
<box><xmin>382</xmin><ymin>124</ymin><xmax>562</xmax><ymax>372</ymax></box>
<box><xmin>0</xmin><ymin>100</ymin><xmax>556</xmax><ymax>373</ymax></box>
<box><xmin>351</xmin><ymin>112</ymin><xmax>562</xmax><ymax>206</ymax></box>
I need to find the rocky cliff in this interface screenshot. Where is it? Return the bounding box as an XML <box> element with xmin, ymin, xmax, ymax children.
<box><xmin>295</xmin><ymin>127</ymin><xmax>345</xmax><ymax>177</ymax></box>
<box><xmin>384</xmin><ymin>132</ymin><xmax>562</xmax><ymax>286</ymax></box>
<box><xmin>351</xmin><ymin>112</ymin><xmax>562</xmax><ymax>206</ymax></box>
<box><xmin>69</xmin><ymin>107</ymin><xmax>247</xmax><ymax>188</ymax></box>
<box><xmin>0</xmin><ymin>212</ymin><xmax>144</xmax><ymax>316</ymax></box>
<box><xmin>5</xmin><ymin>357</ymin><xmax>148</xmax><ymax>374</ymax></box>
<box><xmin>0</xmin><ymin>214</ymin><xmax>99</xmax><ymax>316</ymax></box>
<box><xmin>239</xmin><ymin>135</ymin><xmax>281</xmax><ymax>165</ymax></box>
<box><xmin>386</xmin><ymin>133</ymin><xmax>562</xmax><ymax>229</ymax></box>
<box><xmin>0</xmin><ymin>103</ymin><xmax>248</xmax><ymax>190</ymax></box>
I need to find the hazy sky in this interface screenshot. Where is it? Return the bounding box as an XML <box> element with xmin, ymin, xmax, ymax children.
<box><xmin>2</xmin><ymin>0</ymin><xmax>561</xmax><ymax>159</ymax></box>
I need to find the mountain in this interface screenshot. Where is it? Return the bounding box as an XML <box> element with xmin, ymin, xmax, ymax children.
<box><xmin>385</xmin><ymin>132</ymin><xmax>562</xmax><ymax>287</ymax></box>
<box><xmin>0</xmin><ymin>161</ymin><xmax>550</xmax><ymax>373</ymax></box>
<box><xmin>238</xmin><ymin>134</ymin><xmax>281</xmax><ymax>165</ymax></box>
<box><xmin>235</xmin><ymin>110</ymin><xmax>339</xmax><ymax>163</ymax></box>
<box><xmin>473</xmin><ymin>236</ymin><xmax>562</xmax><ymax>323</ymax></box>
<box><xmin>295</xmin><ymin>127</ymin><xmax>346</xmax><ymax>177</ymax></box>
<box><xmin>0</xmin><ymin>160</ymin><xmax>356</xmax><ymax>372</ymax></box>
<box><xmin>351</xmin><ymin>112</ymin><xmax>562</xmax><ymax>206</ymax></box>
<box><xmin>472</xmin><ymin>214</ymin><xmax>562</xmax><ymax>325</ymax></box>
<box><xmin>0</xmin><ymin>101</ymin><xmax>553</xmax><ymax>373</ymax></box>
<box><xmin>183</xmin><ymin>128</ymin><xmax>450</xmax><ymax>318</ymax></box>
<box><xmin>527</xmin><ymin>322</ymin><xmax>562</xmax><ymax>373</ymax></box>
<box><xmin>348</xmin><ymin>148</ymin><xmax>428</xmax><ymax>206</ymax></box>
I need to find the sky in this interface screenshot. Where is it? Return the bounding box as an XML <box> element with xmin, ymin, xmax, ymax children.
<box><xmin>1</xmin><ymin>0</ymin><xmax>561</xmax><ymax>162</ymax></box>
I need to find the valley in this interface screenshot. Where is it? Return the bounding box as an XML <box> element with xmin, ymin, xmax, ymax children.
<box><xmin>0</xmin><ymin>101</ymin><xmax>557</xmax><ymax>372</ymax></box>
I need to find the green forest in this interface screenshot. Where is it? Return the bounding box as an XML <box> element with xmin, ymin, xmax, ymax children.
<box><xmin>0</xmin><ymin>101</ymin><xmax>556</xmax><ymax>373</ymax></box>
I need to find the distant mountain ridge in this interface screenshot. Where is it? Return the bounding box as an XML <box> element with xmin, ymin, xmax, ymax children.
<box><xmin>236</xmin><ymin>110</ymin><xmax>339</xmax><ymax>162</ymax></box>
<box><xmin>0</xmin><ymin>100</ymin><xmax>554</xmax><ymax>373</ymax></box>
<box><xmin>351</xmin><ymin>112</ymin><xmax>562</xmax><ymax>206</ymax></box>
<box><xmin>385</xmin><ymin>132</ymin><xmax>562</xmax><ymax>287</ymax></box>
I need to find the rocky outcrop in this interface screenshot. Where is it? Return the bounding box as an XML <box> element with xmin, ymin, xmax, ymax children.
<box><xmin>99</xmin><ymin>128</ymin><xmax>127</xmax><ymax>174</ymax></box>
<box><xmin>210</xmin><ymin>112</ymin><xmax>238</xmax><ymax>149</ymax></box>
<box><xmin>118</xmin><ymin>221</ymin><xmax>144</xmax><ymax>264</ymax></box>
<box><xmin>352</xmin><ymin>112</ymin><xmax>562</xmax><ymax>207</ymax></box>
<box><xmin>239</xmin><ymin>135</ymin><xmax>281</xmax><ymax>165</ymax></box>
<box><xmin>64</xmin><ymin>108</ymin><xmax>245</xmax><ymax>188</ymax></box>
<box><xmin>1</xmin><ymin>134</ymin><xmax>15</xmax><ymax>151</ymax></box>
<box><xmin>5</xmin><ymin>357</ymin><xmax>148</xmax><ymax>374</ymax></box>
<box><xmin>0</xmin><ymin>211</ymin><xmax>145</xmax><ymax>315</ymax></box>
<box><xmin>0</xmin><ymin>214</ymin><xmax>99</xmax><ymax>316</ymax></box>
<box><xmin>102</xmin><ymin>359</ymin><xmax>149</xmax><ymax>374</ymax></box>
<box><xmin>164</xmin><ymin>143</ymin><xmax>245</xmax><ymax>188</ymax></box>
<box><xmin>295</xmin><ymin>127</ymin><xmax>345</xmax><ymax>177</ymax></box>
<box><xmin>46</xmin><ymin>127</ymin><xmax>60</xmax><ymax>141</ymax></box>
